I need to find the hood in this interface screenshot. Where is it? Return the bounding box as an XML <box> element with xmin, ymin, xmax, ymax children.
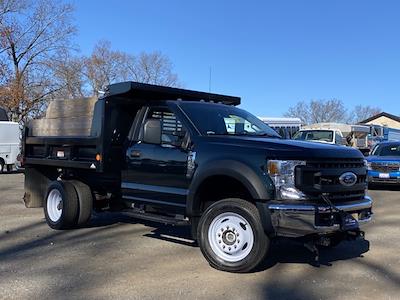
<box><xmin>202</xmin><ymin>136</ymin><xmax>364</xmax><ymax>160</ymax></box>
<box><xmin>367</xmin><ymin>155</ymin><xmax>400</xmax><ymax>163</ymax></box>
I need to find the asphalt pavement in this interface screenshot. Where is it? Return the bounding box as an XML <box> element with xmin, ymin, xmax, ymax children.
<box><xmin>0</xmin><ymin>173</ymin><xmax>399</xmax><ymax>299</ymax></box>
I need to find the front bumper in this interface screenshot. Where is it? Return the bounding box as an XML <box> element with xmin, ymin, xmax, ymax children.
<box><xmin>267</xmin><ymin>196</ymin><xmax>373</xmax><ymax>238</ymax></box>
<box><xmin>368</xmin><ymin>171</ymin><xmax>400</xmax><ymax>184</ymax></box>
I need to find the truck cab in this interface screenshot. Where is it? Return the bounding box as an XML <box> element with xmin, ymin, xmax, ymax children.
<box><xmin>23</xmin><ymin>82</ymin><xmax>373</xmax><ymax>272</ymax></box>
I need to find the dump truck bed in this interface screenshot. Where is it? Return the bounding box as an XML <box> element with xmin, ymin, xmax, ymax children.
<box><xmin>23</xmin><ymin>82</ymin><xmax>240</xmax><ymax>173</ymax></box>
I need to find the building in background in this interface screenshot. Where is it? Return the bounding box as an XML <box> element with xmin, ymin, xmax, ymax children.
<box><xmin>359</xmin><ymin>112</ymin><xmax>400</xmax><ymax>129</ymax></box>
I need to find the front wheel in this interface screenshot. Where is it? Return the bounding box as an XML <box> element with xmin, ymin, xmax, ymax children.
<box><xmin>197</xmin><ymin>198</ymin><xmax>270</xmax><ymax>273</ymax></box>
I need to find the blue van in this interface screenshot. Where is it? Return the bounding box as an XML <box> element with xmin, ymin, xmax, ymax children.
<box><xmin>366</xmin><ymin>141</ymin><xmax>400</xmax><ymax>185</ymax></box>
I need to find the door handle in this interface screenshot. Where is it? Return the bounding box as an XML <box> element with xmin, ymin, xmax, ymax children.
<box><xmin>130</xmin><ymin>150</ymin><xmax>141</xmax><ymax>158</ymax></box>
<box><xmin>158</xmin><ymin>163</ymin><xmax>167</xmax><ymax>167</ymax></box>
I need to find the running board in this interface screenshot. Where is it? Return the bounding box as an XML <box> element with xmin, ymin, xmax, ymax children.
<box><xmin>121</xmin><ymin>210</ymin><xmax>189</xmax><ymax>226</ymax></box>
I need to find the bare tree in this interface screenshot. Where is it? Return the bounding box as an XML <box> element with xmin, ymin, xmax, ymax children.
<box><xmin>285</xmin><ymin>99</ymin><xmax>347</xmax><ymax>124</ymax></box>
<box><xmin>52</xmin><ymin>54</ymin><xmax>87</xmax><ymax>99</ymax></box>
<box><xmin>82</xmin><ymin>41</ymin><xmax>181</xmax><ymax>96</ymax></box>
<box><xmin>0</xmin><ymin>0</ymin><xmax>25</xmax><ymax>20</ymax></box>
<box><xmin>0</xmin><ymin>0</ymin><xmax>75</xmax><ymax>122</ymax></box>
<box><xmin>284</xmin><ymin>100</ymin><xmax>311</xmax><ymax>124</ymax></box>
<box><xmin>124</xmin><ymin>51</ymin><xmax>179</xmax><ymax>87</ymax></box>
<box><xmin>83</xmin><ymin>40</ymin><xmax>127</xmax><ymax>96</ymax></box>
<box><xmin>347</xmin><ymin>105</ymin><xmax>381</xmax><ymax>124</ymax></box>
<box><xmin>285</xmin><ymin>99</ymin><xmax>383</xmax><ymax>125</ymax></box>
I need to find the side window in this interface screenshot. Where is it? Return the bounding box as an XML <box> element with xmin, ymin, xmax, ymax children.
<box><xmin>147</xmin><ymin>108</ymin><xmax>186</xmax><ymax>147</ymax></box>
<box><xmin>335</xmin><ymin>131</ymin><xmax>342</xmax><ymax>144</ymax></box>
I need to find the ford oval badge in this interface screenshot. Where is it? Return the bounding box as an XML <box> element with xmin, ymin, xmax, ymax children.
<box><xmin>339</xmin><ymin>172</ymin><xmax>357</xmax><ymax>187</ymax></box>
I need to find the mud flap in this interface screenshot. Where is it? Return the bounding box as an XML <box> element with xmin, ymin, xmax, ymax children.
<box><xmin>24</xmin><ymin>167</ymin><xmax>55</xmax><ymax>208</ymax></box>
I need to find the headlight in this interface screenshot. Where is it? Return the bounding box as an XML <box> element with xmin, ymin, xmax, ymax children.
<box><xmin>267</xmin><ymin>160</ymin><xmax>306</xmax><ymax>200</ymax></box>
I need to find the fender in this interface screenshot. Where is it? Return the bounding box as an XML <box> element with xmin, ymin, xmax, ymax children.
<box><xmin>186</xmin><ymin>159</ymin><xmax>274</xmax><ymax>217</ymax></box>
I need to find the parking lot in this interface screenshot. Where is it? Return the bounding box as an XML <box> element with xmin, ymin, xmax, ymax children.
<box><xmin>0</xmin><ymin>173</ymin><xmax>399</xmax><ymax>299</ymax></box>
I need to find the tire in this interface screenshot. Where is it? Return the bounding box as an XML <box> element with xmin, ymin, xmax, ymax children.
<box><xmin>44</xmin><ymin>181</ymin><xmax>79</xmax><ymax>229</ymax></box>
<box><xmin>0</xmin><ymin>159</ymin><xmax>4</xmax><ymax>174</ymax></box>
<box><xmin>197</xmin><ymin>198</ymin><xmax>270</xmax><ymax>273</ymax></box>
<box><xmin>69</xmin><ymin>180</ymin><xmax>93</xmax><ymax>226</ymax></box>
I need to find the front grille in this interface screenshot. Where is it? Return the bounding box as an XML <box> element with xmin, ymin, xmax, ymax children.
<box><xmin>371</xmin><ymin>162</ymin><xmax>400</xmax><ymax>173</ymax></box>
<box><xmin>295</xmin><ymin>158</ymin><xmax>367</xmax><ymax>203</ymax></box>
<box><xmin>306</xmin><ymin>158</ymin><xmax>366</xmax><ymax>169</ymax></box>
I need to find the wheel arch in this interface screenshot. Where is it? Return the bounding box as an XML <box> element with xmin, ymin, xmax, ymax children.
<box><xmin>186</xmin><ymin>160</ymin><xmax>273</xmax><ymax>217</ymax></box>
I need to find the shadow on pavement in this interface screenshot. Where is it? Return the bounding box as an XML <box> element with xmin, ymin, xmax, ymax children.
<box><xmin>86</xmin><ymin>211</ymin><xmax>371</xmax><ymax>269</ymax></box>
<box><xmin>257</xmin><ymin>237</ymin><xmax>370</xmax><ymax>272</ymax></box>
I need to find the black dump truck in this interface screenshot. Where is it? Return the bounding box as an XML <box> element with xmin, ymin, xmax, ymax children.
<box><xmin>23</xmin><ymin>82</ymin><xmax>373</xmax><ymax>272</ymax></box>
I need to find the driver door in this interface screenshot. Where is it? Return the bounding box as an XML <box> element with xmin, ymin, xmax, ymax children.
<box><xmin>122</xmin><ymin>106</ymin><xmax>190</xmax><ymax>211</ymax></box>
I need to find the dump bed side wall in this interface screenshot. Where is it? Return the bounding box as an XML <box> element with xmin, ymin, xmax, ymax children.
<box><xmin>29</xmin><ymin>97</ymin><xmax>98</xmax><ymax>137</ymax></box>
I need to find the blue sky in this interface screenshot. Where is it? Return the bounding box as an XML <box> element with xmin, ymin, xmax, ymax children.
<box><xmin>73</xmin><ymin>0</ymin><xmax>399</xmax><ymax>117</ymax></box>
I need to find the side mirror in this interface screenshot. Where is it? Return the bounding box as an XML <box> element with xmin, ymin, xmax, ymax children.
<box><xmin>143</xmin><ymin>119</ymin><xmax>161</xmax><ymax>144</ymax></box>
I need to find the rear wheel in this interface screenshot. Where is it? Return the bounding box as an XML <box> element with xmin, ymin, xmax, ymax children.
<box><xmin>198</xmin><ymin>198</ymin><xmax>269</xmax><ymax>273</ymax></box>
<box><xmin>69</xmin><ymin>180</ymin><xmax>93</xmax><ymax>226</ymax></box>
<box><xmin>44</xmin><ymin>181</ymin><xmax>79</xmax><ymax>229</ymax></box>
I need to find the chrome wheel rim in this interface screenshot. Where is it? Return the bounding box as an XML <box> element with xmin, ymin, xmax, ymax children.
<box><xmin>208</xmin><ymin>212</ymin><xmax>254</xmax><ymax>262</ymax></box>
<box><xmin>47</xmin><ymin>189</ymin><xmax>63</xmax><ymax>222</ymax></box>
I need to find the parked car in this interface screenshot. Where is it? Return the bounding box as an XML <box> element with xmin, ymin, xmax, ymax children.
<box><xmin>366</xmin><ymin>141</ymin><xmax>400</xmax><ymax>185</ymax></box>
<box><xmin>0</xmin><ymin>120</ymin><xmax>20</xmax><ymax>173</ymax></box>
<box><xmin>23</xmin><ymin>82</ymin><xmax>372</xmax><ymax>272</ymax></box>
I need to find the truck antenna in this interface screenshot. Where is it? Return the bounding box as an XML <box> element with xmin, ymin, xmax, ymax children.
<box><xmin>208</xmin><ymin>66</ymin><xmax>212</xmax><ymax>93</ymax></box>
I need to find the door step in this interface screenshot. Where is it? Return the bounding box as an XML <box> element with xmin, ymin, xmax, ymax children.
<box><xmin>121</xmin><ymin>210</ymin><xmax>189</xmax><ymax>226</ymax></box>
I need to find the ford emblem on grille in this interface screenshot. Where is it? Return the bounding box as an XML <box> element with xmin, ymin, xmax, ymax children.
<box><xmin>339</xmin><ymin>172</ymin><xmax>358</xmax><ymax>187</ymax></box>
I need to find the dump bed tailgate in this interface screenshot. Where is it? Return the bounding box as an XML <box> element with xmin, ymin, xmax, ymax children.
<box><xmin>24</xmin><ymin>136</ymin><xmax>103</xmax><ymax>171</ymax></box>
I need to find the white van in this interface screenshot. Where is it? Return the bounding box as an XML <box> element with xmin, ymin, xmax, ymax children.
<box><xmin>0</xmin><ymin>121</ymin><xmax>20</xmax><ymax>173</ymax></box>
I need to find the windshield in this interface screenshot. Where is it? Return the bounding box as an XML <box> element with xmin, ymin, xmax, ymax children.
<box><xmin>293</xmin><ymin>130</ymin><xmax>334</xmax><ymax>143</ymax></box>
<box><xmin>178</xmin><ymin>102</ymin><xmax>280</xmax><ymax>137</ymax></box>
<box><xmin>371</xmin><ymin>144</ymin><xmax>400</xmax><ymax>156</ymax></box>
